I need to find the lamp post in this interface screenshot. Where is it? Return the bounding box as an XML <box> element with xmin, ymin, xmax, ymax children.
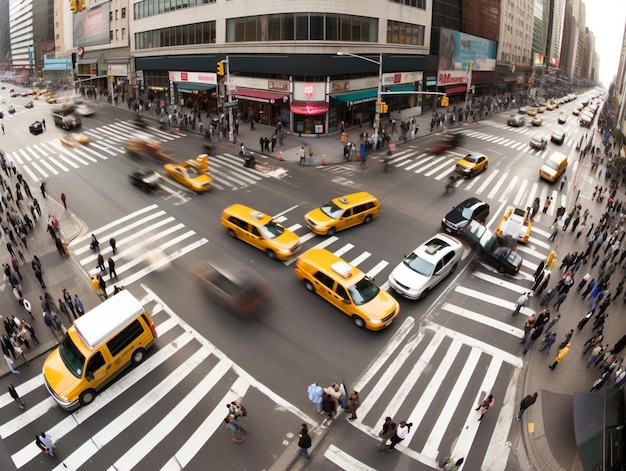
<box><xmin>337</xmin><ymin>52</ymin><xmax>383</xmax><ymax>138</ymax></box>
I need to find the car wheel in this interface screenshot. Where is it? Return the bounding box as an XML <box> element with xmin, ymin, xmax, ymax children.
<box><xmin>266</xmin><ymin>249</ymin><xmax>277</xmax><ymax>260</ymax></box>
<box><xmin>304</xmin><ymin>279</ymin><xmax>315</xmax><ymax>293</ymax></box>
<box><xmin>451</xmin><ymin>262</ymin><xmax>458</xmax><ymax>272</ymax></box>
<box><xmin>419</xmin><ymin>288</ymin><xmax>430</xmax><ymax>300</ymax></box>
<box><xmin>131</xmin><ymin>348</ymin><xmax>145</xmax><ymax>365</ymax></box>
<box><xmin>352</xmin><ymin>316</ymin><xmax>366</xmax><ymax>329</ymax></box>
<box><xmin>227</xmin><ymin>229</ymin><xmax>236</xmax><ymax>239</ymax></box>
<box><xmin>364</xmin><ymin>215</ymin><xmax>372</xmax><ymax>224</ymax></box>
<box><xmin>327</xmin><ymin>227</ymin><xmax>336</xmax><ymax>236</ymax></box>
<box><xmin>79</xmin><ymin>389</ymin><xmax>96</xmax><ymax>406</ymax></box>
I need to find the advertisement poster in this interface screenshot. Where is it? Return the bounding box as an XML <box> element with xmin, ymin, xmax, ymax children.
<box><xmin>437</xmin><ymin>28</ymin><xmax>497</xmax><ymax>86</ymax></box>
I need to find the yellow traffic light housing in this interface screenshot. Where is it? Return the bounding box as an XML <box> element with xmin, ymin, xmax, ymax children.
<box><xmin>78</xmin><ymin>0</ymin><xmax>86</xmax><ymax>11</ymax></box>
<box><xmin>216</xmin><ymin>61</ymin><xmax>225</xmax><ymax>76</ymax></box>
<box><xmin>69</xmin><ymin>0</ymin><xmax>77</xmax><ymax>12</ymax></box>
<box><xmin>441</xmin><ymin>96</ymin><xmax>449</xmax><ymax>107</ymax></box>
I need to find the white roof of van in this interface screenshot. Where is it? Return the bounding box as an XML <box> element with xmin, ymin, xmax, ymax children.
<box><xmin>73</xmin><ymin>290</ymin><xmax>146</xmax><ymax>350</ymax></box>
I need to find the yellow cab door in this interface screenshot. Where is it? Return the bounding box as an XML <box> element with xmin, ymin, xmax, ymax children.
<box><xmin>337</xmin><ymin>208</ymin><xmax>355</xmax><ymax>232</ymax></box>
<box><xmin>311</xmin><ymin>272</ymin><xmax>344</xmax><ymax>309</ymax></box>
<box><xmin>248</xmin><ymin>225</ymin><xmax>267</xmax><ymax>252</ymax></box>
<box><xmin>84</xmin><ymin>350</ymin><xmax>110</xmax><ymax>389</ymax></box>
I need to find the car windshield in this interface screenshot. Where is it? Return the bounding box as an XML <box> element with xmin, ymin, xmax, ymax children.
<box><xmin>403</xmin><ymin>253</ymin><xmax>435</xmax><ymax>276</ymax></box>
<box><xmin>348</xmin><ymin>277</ymin><xmax>380</xmax><ymax>306</ymax></box>
<box><xmin>319</xmin><ymin>201</ymin><xmax>343</xmax><ymax>220</ymax></box>
<box><xmin>545</xmin><ymin>160</ymin><xmax>559</xmax><ymax>170</ymax></box>
<box><xmin>58</xmin><ymin>335</ymin><xmax>85</xmax><ymax>379</ymax></box>
<box><xmin>186</xmin><ymin>166</ymin><xmax>200</xmax><ymax>178</ymax></box>
<box><xmin>259</xmin><ymin>220</ymin><xmax>285</xmax><ymax>239</ymax></box>
<box><xmin>464</xmin><ymin>155</ymin><xmax>477</xmax><ymax>163</ymax></box>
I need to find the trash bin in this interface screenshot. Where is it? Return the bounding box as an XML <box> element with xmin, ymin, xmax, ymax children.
<box><xmin>243</xmin><ymin>155</ymin><xmax>256</xmax><ymax>169</ymax></box>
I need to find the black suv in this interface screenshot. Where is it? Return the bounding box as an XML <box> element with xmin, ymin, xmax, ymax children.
<box><xmin>442</xmin><ymin>197</ymin><xmax>490</xmax><ymax>234</ymax></box>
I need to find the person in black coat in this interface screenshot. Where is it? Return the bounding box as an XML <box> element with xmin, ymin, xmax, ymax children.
<box><xmin>297</xmin><ymin>424</ymin><xmax>312</xmax><ymax>459</ymax></box>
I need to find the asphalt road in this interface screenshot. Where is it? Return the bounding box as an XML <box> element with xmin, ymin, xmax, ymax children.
<box><xmin>0</xmin><ymin>85</ymin><xmax>603</xmax><ymax>470</ymax></box>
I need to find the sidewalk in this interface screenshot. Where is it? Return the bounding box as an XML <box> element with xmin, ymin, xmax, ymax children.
<box><xmin>1</xmin><ymin>186</ymin><xmax>101</xmax><ymax>379</ymax></box>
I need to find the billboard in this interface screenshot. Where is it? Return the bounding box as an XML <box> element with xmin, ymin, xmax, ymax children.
<box><xmin>73</xmin><ymin>1</ymin><xmax>110</xmax><ymax>47</ymax></box>
<box><xmin>437</xmin><ymin>28</ymin><xmax>497</xmax><ymax>86</ymax></box>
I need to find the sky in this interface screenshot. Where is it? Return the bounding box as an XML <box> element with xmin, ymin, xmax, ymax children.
<box><xmin>584</xmin><ymin>0</ymin><xmax>626</xmax><ymax>87</ymax></box>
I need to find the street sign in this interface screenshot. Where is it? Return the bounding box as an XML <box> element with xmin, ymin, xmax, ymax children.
<box><xmin>224</xmin><ymin>100</ymin><xmax>239</xmax><ymax>108</ymax></box>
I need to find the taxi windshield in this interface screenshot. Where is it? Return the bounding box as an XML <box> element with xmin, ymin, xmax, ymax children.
<box><xmin>348</xmin><ymin>277</ymin><xmax>380</xmax><ymax>306</ymax></box>
<box><xmin>260</xmin><ymin>220</ymin><xmax>285</xmax><ymax>239</ymax></box>
<box><xmin>545</xmin><ymin>160</ymin><xmax>559</xmax><ymax>170</ymax></box>
<box><xmin>59</xmin><ymin>335</ymin><xmax>85</xmax><ymax>379</ymax></box>
<box><xmin>320</xmin><ymin>201</ymin><xmax>343</xmax><ymax>220</ymax></box>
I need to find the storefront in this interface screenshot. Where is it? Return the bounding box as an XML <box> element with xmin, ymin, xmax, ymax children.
<box><xmin>169</xmin><ymin>71</ymin><xmax>217</xmax><ymax>112</ymax></box>
<box><xmin>291</xmin><ymin>82</ymin><xmax>328</xmax><ymax>135</ymax></box>
<box><xmin>230</xmin><ymin>78</ymin><xmax>290</xmax><ymax>126</ymax></box>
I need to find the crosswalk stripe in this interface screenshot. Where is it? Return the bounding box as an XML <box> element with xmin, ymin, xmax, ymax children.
<box><xmin>365</xmin><ymin>260</ymin><xmax>388</xmax><ymax>279</ymax></box>
<box><xmin>333</xmin><ymin>243</ymin><xmax>354</xmax><ymax>257</ymax></box>
<box><xmin>38</xmin><ymin>157</ymin><xmax>59</xmax><ymax>175</ymax></box>
<box><xmin>68</xmin><ymin>146</ymin><xmax>100</xmax><ymax>163</ymax></box>
<box><xmin>90</xmin><ymin>141</ymin><xmax>117</xmax><ymax>156</ymax></box>
<box><xmin>487</xmin><ymin>171</ymin><xmax>508</xmax><ymax>199</ymax></box>
<box><xmin>413</xmin><ymin>156</ymin><xmax>444</xmax><ymax>174</ymax></box>
<box><xmin>47</xmin><ymin>155</ymin><xmax>70</xmax><ymax>172</ymax></box>
<box><xmin>499</xmin><ymin>175</ymin><xmax>519</xmax><ymax>203</ymax></box>
<box><xmin>33</xmin><ymin>143</ymin><xmax>48</xmax><ymax>156</ymax></box>
<box><xmin>72</xmin><ymin>204</ymin><xmax>159</xmax><ymax>245</ymax></box>
<box><xmin>454</xmin><ymin>285</ymin><xmax>533</xmax><ymax>316</ymax></box>
<box><xmin>441</xmin><ymin>303</ymin><xmax>523</xmax><ymax>337</ymax></box>
<box><xmin>159</xmin><ymin>377</ymin><xmax>250</xmax><ymax>471</ymax></box>
<box><xmin>512</xmin><ymin>179</ymin><xmax>528</xmax><ymax>207</ymax></box>
<box><xmin>349</xmin><ymin>251</ymin><xmax>371</xmax><ymax>267</ymax></box>
<box><xmin>476</xmin><ymin>168</ymin><xmax>499</xmax><ymax>194</ymax></box>
<box><xmin>424</xmin><ymin>159</ymin><xmax>454</xmax><ymax>177</ymax></box>
<box><xmin>324</xmin><ymin>444</ymin><xmax>378</xmax><ymax>471</ymax></box>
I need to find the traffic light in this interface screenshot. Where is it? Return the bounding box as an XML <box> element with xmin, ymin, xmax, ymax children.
<box><xmin>441</xmin><ymin>96</ymin><xmax>449</xmax><ymax>107</ymax></box>
<box><xmin>381</xmin><ymin>102</ymin><xmax>388</xmax><ymax>113</ymax></box>
<box><xmin>78</xmin><ymin>0</ymin><xmax>86</xmax><ymax>11</ymax></box>
<box><xmin>216</xmin><ymin>61</ymin><xmax>224</xmax><ymax>76</ymax></box>
<box><xmin>69</xmin><ymin>0</ymin><xmax>77</xmax><ymax>12</ymax></box>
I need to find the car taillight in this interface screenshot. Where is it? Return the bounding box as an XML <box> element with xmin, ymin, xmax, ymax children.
<box><xmin>150</xmin><ymin>322</ymin><xmax>158</xmax><ymax>338</ymax></box>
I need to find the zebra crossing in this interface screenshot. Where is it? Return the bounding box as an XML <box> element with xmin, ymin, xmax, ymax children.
<box><xmin>316</xmin><ymin>215</ymin><xmax>557</xmax><ymax>469</ymax></box>
<box><xmin>0</xmin><ymin>285</ymin><xmax>315</xmax><ymax>470</ymax></box>
<box><xmin>70</xmin><ymin>204</ymin><xmax>208</xmax><ymax>294</ymax></box>
<box><xmin>7</xmin><ymin>120</ymin><xmax>281</xmax><ymax>191</ymax></box>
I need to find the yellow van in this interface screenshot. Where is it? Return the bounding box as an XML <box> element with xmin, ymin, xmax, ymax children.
<box><xmin>42</xmin><ymin>290</ymin><xmax>158</xmax><ymax>410</ymax></box>
<box><xmin>539</xmin><ymin>152</ymin><xmax>568</xmax><ymax>182</ymax></box>
<box><xmin>294</xmin><ymin>248</ymin><xmax>399</xmax><ymax>330</ymax></box>
<box><xmin>304</xmin><ymin>192</ymin><xmax>380</xmax><ymax>236</ymax></box>
<box><xmin>221</xmin><ymin>204</ymin><xmax>301</xmax><ymax>260</ymax></box>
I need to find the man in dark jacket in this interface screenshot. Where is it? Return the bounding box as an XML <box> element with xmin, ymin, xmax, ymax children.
<box><xmin>516</xmin><ymin>392</ymin><xmax>538</xmax><ymax>420</ymax></box>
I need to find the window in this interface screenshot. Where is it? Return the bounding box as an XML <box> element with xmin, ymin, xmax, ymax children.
<box><xmin>110</xmin><ymin>30</ymin><xmax>113</xmax><ymax>40</ymax></box>
<box><xmin>121</xmin><ymin>7</ymin><xmax>126</xmax><ymax>18</ymax></box>
<box><xmin>335</xmin><ymin>284</ymin><xmax>349</xmax><ymax>300</ymax></box>
<box><xmin>389</xmin><ymin>0</ymin><xmax>426</xmax><ymax>8</ymax></box>
<box><xmin>122</xmin><ymin>28</ymin><xmax>126</xmax><ymax>39</ymax></box>
<box><xmin>85</xmin><ymin>351</ymin><xmax>106</xmax><ymax>379</ymax></box>
<box><xmin>115</xmin><ymin>9</ymin><xmax>118</xmax><ymax>20</ymax></box>
<box><xmin>387</xmin><ymin>20</ymin><xmax>424</xmax><ymax>45</ymax></box>
<box><xmin>314</xmin><ymin>271</ymin><xmax>335</xmax><ymax>290</ymax></box>
<box><xmin>106</xmin><ymin>320</ymin><xmax>144</xmax><ymax>357</ymax></box>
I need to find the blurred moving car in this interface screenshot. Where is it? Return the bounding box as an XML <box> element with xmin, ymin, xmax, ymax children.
<box><xmin>526</xmin><ymin>108</ymin><xmax>538</xmax><ymax>116</ymax></box>
<box><xmin>74</xmin><ymin>133</ymin><xmax>90</xmax><ymax>145</ymax></box>
<box><xmin>455</xmin><ymin>152</ymin><xmax>488</xmax><ymax>178</ymax></box>
<box><xmin>388</xmin><ymin>233</ymin><xmax>463</xmax><ymax>300</ymax></box>
<box><xmin>495</xmin><ymin>207</ymin><xmax>533</xmax><ymax>244</ymax></box>
<box><xmin>461</xmin><ymin>219</ymin><xmax>523</xmax><ymax>275</ymax></box>
<box><xmin>74</xmin><ymin>103</ymin><xmax>95</xmax><ymax>116</ymax></box>
<box><xmin>190</xmin><ymin>255</ymin><xmax>271</xmax><ymax>314</ymax></box>
<box><xmin>24</xmin><ymin>101</ymin><xmax>34</xmax><ymax>109</ymax></box>
<box><xmin>551</xmin><ymin>130</ymin><xmax>566</xmax><ymax>145</ymax></box>
<box><xmin>557</xmin><ymin>114</ymin><xmax>567</xmax><ymax>124</ymax></box>
<box><xmin>442</xmin><ymin>197</ymin><xmax>490</xmax><ymax>234</ymax></box>
<box><xmin>163</xmin><ymin>154</ymin><xmax>212</xmax><ymax>192</ymax></box>
<box><xmin>427</xmin><ymin>133</ymin><xmax>464</xmax><ymax>155</ymax></box>
<box><xmin>125</xmin><ymin>138</ymin><xmax>173</xmax><ymax>161</ymax></box>
<box><xmin>507</xmin><ymin>115</ymin><xmax>525</xmax><ymax>127</ymax></box>
<box><xmin>8</xmin><ymin>105</ymin><xmax>15</xmax><ymax>114</ymax></box>
<box><xmin>304</xmin><ymin>192</ymin><xmax>380</xmax><ymax>236</ymax></box>
<box><xmin>529</xmin><ymin>135</ymin><xmax>548</xmax><ymax>150</ymax></box>
<box><xmin>9</xmin><ymin>92</ymin><xmax>17</xmax><ymax>98</ymax></box>
<box><xmin>531</xmin><ymin>117</ymin><xmax>543</xmax><ymax>126</ymax></box>
<box><xmin>129</xmin><ymin>168</ymin><xmax>160</xmax><ymax>191</ymax></box>
<box><xmin>29</xmin><ymin>121</ymin><xmax>44</xmax><ymax>135</ymax></box>
<box><xmin>221</xmin><ymin>203</ymin><xmax>300</xmax><ymax>260</ymax></box>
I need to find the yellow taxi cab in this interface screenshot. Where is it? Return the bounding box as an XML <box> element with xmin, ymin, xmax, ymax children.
<box><xmin>455</xmin><ymin>152</ymin><xmax>488</xmax><ymax>178</ymax></box>
<box><xmin>74</xmin><ymin>133</ymin><xmax>90</xmax><ymax>145</ymax></box>
<box><xmin>294</xmin><ymin>248</ymin><xmax>399</xmax><ymax>330</ymax></box>
<box><xmin>536</xmin><ymin>106</ymin><xmax>546</xmax><ymax>113</ymax></box>
<box><xmin>163</xmin><ymin>154</ymin><xmax>212</xmax><ymax>192</ymax></box>
<box><xmin>9</xmin><ymin>92</ymin><xmax>18</xmax><ymax>98</ymax></box>
<box><xmin>495</xmin><ymin>207</ymin><xmax>533</xmax><ymax>243</ymax></box>
<box><xmin>304</xmin><ymin>192</ymin><xmax>380</xmax><ymax>236</ymax></box>
<box><xmin>546</xmin><ymin>102</ymin><xmax>557</xmax><ymax>111</ymax></box>
<box><xmin>46</xmin><ymin>95</ymin><xmax>57</xmax><ymax>104</ymax></box>
<box><xmin>60</xmin><ymin>135</ymin><xmax>74</xmax><ymax>147</ymax></box>
<box><xmin>531</xmin><ymin>116</ymin><xmax>543</xmax><ymax>126</ymax></box>
<box><xmin>221</xmin><ymin>204</ymin><xmax>301</xmax><ymax>260</ymax></box>
<box><xmin>125</xmin><ymin>138</ymin><xmax>173</xmax><ymax>161</ymax></box>
<box><xmin>526</xmin><ymin>108</ymin><xmax>538</xmax><ymax>116</ymax></box>
<box><xmin>572</xmin><ymin>108</ymin><xmax>580</xmax><ymax>116</ymax></box>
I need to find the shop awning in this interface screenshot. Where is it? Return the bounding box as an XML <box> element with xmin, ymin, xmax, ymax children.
<box><xmin>175</xmin><ymin>82</ymin><xmax>216</xmax><ymax>92</ymax></box>
<box><xmin>232</xmin><ymin>88</ymin><xmax>289</xmax><ymax>103</ymax></box>
<box><xmin>331</xmin><ymin>89</ymin><xmax>378</xmax><ymax>106</ymax></box>
<box><xmin>290</xmin><ymin>100</ymin><xmax>329</xmax><ymax>115</ymax></box>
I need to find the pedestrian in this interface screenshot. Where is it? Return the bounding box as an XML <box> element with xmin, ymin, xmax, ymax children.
<box><xmin>545</xmin><ymin>313</ymin><xmax>560</xmax><ymax>331</ymax></box>
<box><xmin>97</xmin><ymin>274</ymin><xmax>108</xmax><ymax>299</ymax></box>
<box><xmin>307</xmin><ymin>382</ymin><xmax>324</xmax><ymax>414</ymax></box>
<box><xmin>512</xmin><ymin>292</ymin><xmax>530</xmax><ymax>316</ymax></box>
<box><xmin>8</xmin><ymin>384</ymin><xmax>25</xmax><ymax>410</ymax></box>
<box><xmin>58</xmin><ymin>298</ymin><xmax>72</xmax><ymax>322</ymax></box>
<box><xmin>516</xmin><ymin>392</ymin><xmax>538</xmax><ymax>420</ymax></box>
<box><xmin>13</xmin><ymin>343</ymin><xmax>27</xmax><ymax>365</ymax></box>
<box><xmin>1</xmin><ymin>122</ymin><xmax>4</xmax><ymax>134</ymax></box>
<box><xmin>4</xmin><ymin>354</ymin><xmax>19</xmax><ymax>374</ymax></box>
<box><xmin>476</xmin><ymin>394</ymin><xmax>494</xmax><ymax>421</ymax></box>
<box><xmin>39</xmin><ymin>179</ymin><xmax>47</xmax><ymax>198</ymax></box>
<box><xmin>34</xmin><ymin>266</ymin><xmax>45</xmax><ymax>288</ymax></box>
<box><xmin>74</xmin><ymin>294</ymin><xmax>85</xmax><ymax>316</ymax></box>
<box><xmin>91</xmin><ymin>275</ymin><xmax>100</xmax><ymax>293</ymax></box>
<box><xmin>22</xmin><ymin>320</ymin><xmax>38</xmax><ymax>344</ymax></box>
<box><xmin>549</xmin><ymin>342</ymin><xmax>571</xmax><ymax>370</ymax></box>
<box><xmin>6</xmin><ymin>241</ymin><xmax>15</xmax><ymax>257</ymax></box>
<box><xmin>110</xmin><ymin>237</ymin><xmax>117</xmax><ymax>255</ymax></box>
<box><xmin>559</xmin><ymin>329</ymin><xmax>574</xmax><ymax>349</ymax></box>
<box><xmin>611</xmin><ymin>334</ymin><xmax>626</xmax><ymax>355</ymax></box>
<box><xmin>297</xmin><ymin>423</ymin><xmax>312</xmax><ymax>459</ymax></box>
<box><xmin>11</xmin><ymin>258</ymin><xmax>22</xmax><ymax>280</ymax></box>
<box><xmin>63</xmin><ymin>289</ymin><xmax>76</xmax><ymax>318</ymax></box>
<box><xmin>442</xmin><ymin>458</ymin><xmax>465</xmax><ymax>471</ymax></box>
<box><xmin>347</xmin><ymin>390</ymin><xmax>360</xmax><ymax>420</ymax></box>
<box><xmin>225</xmin><ymin>414</ymin><xmax>245</xmax><ymax>442</ymax></box>
<box><xmin>108</xmin><ymin>257</ymin><xmax>117</xmax><ymax>278</ymax></box>
<box><xmin>97</xmin><ymin>253</ymin><xmax>105</xmax><ymax>272</ymax></box>
<box><xmin>582</xmin><ymin>331</ymin><xmax>603</xmax><ymax>355</ymax></box>
<box><xmin>590</xmin><ymin>370</ymin><xmax>611</xmax><ymax>392</ymax></box>
<box><xmin>523</xmin><ymin>324</ymin><xmax>543</xmax><ymax>354</ymax></box>
<box><xmin>41</xmin><ymin>118</ymin><xmax>46</xmax><ymax>131</ymax></box>
<box><xmin>376</xmin><ymin>416</ymin><xmax>397</xmax><ymax>451</ymax></box>
<box><xmin>388</xmin><ymin>420</ymin><xmax>412</xmax><ymax>450</ymax></box>
<box><xmin>587</xmin><ymin>344</ymin><xmax>606</xmax><ymax>368</ymax></box>
<box><xmin>520</xmin><ymin>314</ymin><xmax>536</xmax><ymax>344</ymax></box>
<box><xmin>322</xmin><ymin>393</ymin><xmax>336</xmax><ymax>418</ymax></box>
<box><xmin>90</xmin><ymin>233</ymin><xmax>99</xmax><ymax>251</ymax></box>
<box><xmin>298</xmin><ymin>146</ymin><xmax>305</xmax><ymax>165</ymax></box>
<box><xmin>539</xmin><ymin>332</ymin><xmax>557</xmax><ymax>354</ymax></box>
<box><xmin>61</xmin><ymin>192</ymin><xmax>67</xmax><ymax>210</ymax></box>
<box><xmin>553</xmin><ymin>292</ymin><xmax>568</xmax><ymax>311</ymax></box>
<box><xmin>35</xmin><ymin>432</ymin><xmax>54</xmax><ymax>456</ymax></box>
<box><xmin>543</xmin><ymin>196</ymin><xmax>552</xmax><ymax>213</ymax></box>
<box><xmin>42</xmin><ymin>311</ymin><xmax>58</xmax><ymax>336</ymax></box>
<box><xmin>559</xmin><ymin>175</ymin><xmax>567</xmax><ymax>191</ymax></box>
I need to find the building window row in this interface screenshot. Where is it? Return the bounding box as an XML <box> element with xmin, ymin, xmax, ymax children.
<box><xmin>387</xmin><ymin>20</ymin><xmax>425</xmax><ymax>45</ymax></box>
<box><xmin>225</xmin><ymin>13</ymin><xmax>378</xmax><ymax>43</ymax></box>
<box><xmin>133</xmin><ymin>0</ymin><xmax>215</xmax><ymax>20</ymax></box>
<box><xmin>389</xmin><ymin>0</ymin><xmax>426</xmax><ymax>9</ymax></box>
<box><xmin>135</xmin><ymin>20</ymin><xmax>216</xmax><ymax>49</ymax></box>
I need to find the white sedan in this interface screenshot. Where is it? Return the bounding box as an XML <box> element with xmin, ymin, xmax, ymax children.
<box><xmin>388</xmin><ymin>233</ymin><xmax>463</xmax><ymax>300</ymax></box>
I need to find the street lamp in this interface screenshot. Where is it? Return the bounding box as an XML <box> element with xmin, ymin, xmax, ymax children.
<box><xmin>337</xmin><ymin>52</ymin><xmax>383</xmax><ymax>138</ymax></box>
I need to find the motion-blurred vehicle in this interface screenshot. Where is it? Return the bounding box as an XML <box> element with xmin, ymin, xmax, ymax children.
<box><xmin>495</xmin><ymin>207</ymin><xmax>533</xmax><ymax>244</ymax></box>
<box><xmin>461</xmin><ymin>219</ymin><xmax>523</xmax><ymax>275</ymax></box>
<box><xmin>75</xmin><ymin>103</ymin><xmax>95</xmax><ymax>116</ymax></box>
<box><xmin>129</xmin><ymin>168</ymin><xmax>160</xmax><ymax>192</ymax></box>
<box><xmin>190</xmin><ymin>255</ymin><xmax>271</xmax><ymax>315</ymax></box>
<box><xmin>125</xmin><ymin>138</ymin><xmax>173</xmax><ymax>161</ymax></box>
<box><xmin>455</xmin><ymin>152</ymin><xmax>488</xmax><ymax>178</ymax></box>
<box><xmin>517</xmin><ymin>107</ymin><xmax>528</xmax><ymax>114</ymax></box>
<box><xmin>551</xmin><ymin>130</ymin><xmax>566</xmax><ymax>145</ymax></box>
<box><xmin>507</xmin><ymin>115</ymin><xmax>525</xmax><ymax>127</ymax></box>
<box><xmin>163</xmin><ymin>154</ymin><xmax>212</xmax><ymax>192</ymax></box>
<box><xmin>526</xmin><ymin>108</ymin><xmax>538</xmax><ymax>116</ymax></box>
<box><xmin>304</xmin><ymin>192</ymin><xmax>380</xmax><ymax>236</ymax></box>
<box><xmin>9</xmin><ymin>92</ymin><xmax>17</xmax><ymax>98</ymax></box>
<box><xmin>29</xmin><ymin>121</ymin><xmax>44</xmax><ymax>135</ymax></box>
<box><xmin>24</xmin><ymin>101</ymin><xmax>33</xmax><ymax>109</ymax></box>
<box><xmin>557</xmin><ymin>114</ymin><xmax>567</xmax><ymax>124</ymax></box>
<box><xmin>531</xmin><ymin>117</ymin><xmax>543</xmax><ymax>126</ymax></box>
<box><xmin>427</xmin><ymin>134</ymin><xmax>464</xmax><ymax>155</ymax></box>
<box><xmin>8</xmin><ymin>105</ymin><xmax>15</xmax><ymax>114</ymax></box>
<box><xmin>74</xmin><ymin>133</ymin><xmax>90</xmax><ymax>145</ymax></box>
<box><xmin>0</xmin><ymin>110</ymin><xmax>3</xmax><ymax>118</ymax></box>
<box><xmin>529</xmin><ymin>135</ymin><xmax>548</xmax><ymax>150</ymax></box>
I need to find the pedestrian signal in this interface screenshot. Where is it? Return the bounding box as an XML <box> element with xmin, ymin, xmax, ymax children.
<box><xmin>216</xmin><ymin>61</ymin><xmax>225</xmax><ymax>76</ymax></box>
<box><xmin>441</xmin><ymin>96</ymin><xmax>449</xmax><ymax>107</ymax></box>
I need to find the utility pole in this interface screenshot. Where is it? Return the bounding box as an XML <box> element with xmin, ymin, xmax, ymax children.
<box><xmin>463</xmin><ymin>61</ymin><xmax>473</xmax><ymax>119</ymax></box>
<box><xmin>226</xmin><ymin>56</ymin><xmax>234</xmax><ymax>142</ymax></box>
